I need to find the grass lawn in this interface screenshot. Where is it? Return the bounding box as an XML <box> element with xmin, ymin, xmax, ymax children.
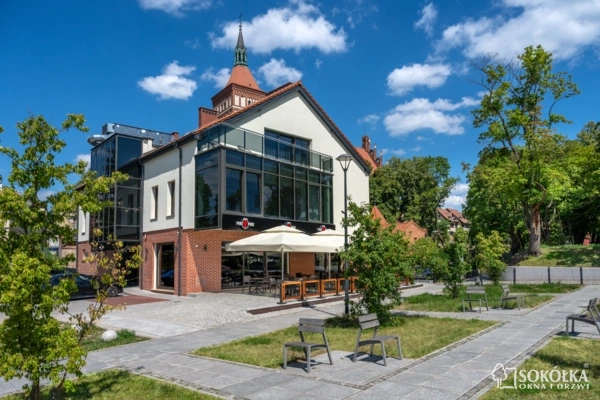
<box><xmin>192</xmin><ymin>315</ymin><xmax>495</xmax><ymax>368</ymax></box>
<box><xmin>509</xmin><ymin>283</ymin><xmax>581</xmax><ymax>294</ymax></box>
<box><xmin>482</xmin><ymin>337</ymin><xmax>600</xmax><ymax>399</ymax></box>
<box><xmin>79</xmin><ymin>326</ymin><xmax>147</xmax><ymax>352</ymax></box>
<box><xmin>517</xmin><ymin>244</ymin><xmax>600</xmax><ymax>267</ymax></box>
<box><xmin>6</xmin><ymin>370</ymin><xmax>219</xmax><ymax>400</ymax></box>
<box><xmin>396</xmin><ymin>284</ymin><xmax>557</xmax><ymax>313</ymax></box>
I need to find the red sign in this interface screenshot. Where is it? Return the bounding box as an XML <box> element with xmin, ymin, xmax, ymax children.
<box><xmin>236</xmin><ymin>218</ymin><xmax>255</xmax><ymax>230</ymax></box>
<box><xmin>318</xmin><ymin>225</ymin><xmax>327</xmax><ymax>232</ymax></box>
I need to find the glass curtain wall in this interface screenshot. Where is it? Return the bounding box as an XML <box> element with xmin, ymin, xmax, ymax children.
<box><xmin>195</xmin><ymin>150</ymin><xmax>219</xmax><ymax>229</ymax></box>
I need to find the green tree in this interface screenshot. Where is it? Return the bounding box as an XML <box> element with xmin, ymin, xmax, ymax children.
<box><xmin>341</xmin><ymin>202</ymin><xmax>411</xmax><ymax>323</ymax></box>
<box><xmin>409</xmin><ymin>237</ymin><xmax>447</xmax><ymax>281</ymax></box>
<box><xmin>439</xmin><ymin>228</ymin><xmax>471</xmax><ymax>298</ymax></box>
<box><xmin>471</xmin><ymin>45</ymin><xmax>579</xmax><ymax>256</ymax></box>
<box><xmin>474</xmin><ymin>231</ymin><xmax>509</xmax><ymax>284</ymax></box>
<box><xmin>370</xmin><ymin>156</ymin><xmax>458</xmax><ymax>233</ymax></box>
<box><xmin>0</xmin><ymin>115</ymin><xmax>133</xmax><ymax>399</ymax></box>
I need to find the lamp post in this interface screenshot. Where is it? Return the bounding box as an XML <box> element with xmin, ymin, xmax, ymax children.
<box><xmin>336</xmin><ymin>154</ymin><xmax>352</xmax><ymax>316</ymax></box>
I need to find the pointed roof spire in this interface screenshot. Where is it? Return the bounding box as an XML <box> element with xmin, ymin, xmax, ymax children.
<box><xmin>234</xmin><ymin>14</ymin><xmax>247</xmax><ymax>66</ymax></box>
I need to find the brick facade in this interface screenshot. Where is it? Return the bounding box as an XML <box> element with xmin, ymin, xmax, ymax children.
<box><xmin>289</xmin><ymin>252</ymin><xmax>316</xmax><ymax>277</ymax></box>
<box><xmin>76</xmin><ymin>241</ymin><xmax>96</xmax><ymax>275</ymax></box>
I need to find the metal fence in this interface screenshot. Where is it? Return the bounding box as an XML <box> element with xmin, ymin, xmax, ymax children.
<box><xmin>501</xmin><ymin>266</ymin><xmax>600</xmax><ymax>284</ymax></box>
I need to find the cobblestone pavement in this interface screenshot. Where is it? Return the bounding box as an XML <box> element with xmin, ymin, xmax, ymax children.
<box><xmin>2</xmin><ymin>285</ymin><xmax>596</xmax><ymax>399</ymax></box>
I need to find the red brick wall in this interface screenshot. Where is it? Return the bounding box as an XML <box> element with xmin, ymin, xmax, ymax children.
<box><xmin>76</xmin><ymin>242</ymin><xmax>96</xmax><ymax>275</ymax></box>
<box><xmin>142</xmin><ymin>229</ymin><xmax>179</xmax><ymax>292</ymax></box>
<box><xmin>289</xmin><ymin>252</ymin><xmax>316</xmax><ymax>277</ymax></box>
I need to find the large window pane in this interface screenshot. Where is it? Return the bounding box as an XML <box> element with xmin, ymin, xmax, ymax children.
<box><xmin>226</xmin><ymin>149</ymin><xmax>244</xmax><ymax>166</ymax></box>
<box><xmin>321</xmin><ymin>173</ymin><xmax>332</xmax><ymax>186</ymax></box>
<box><xmin>246</xmin><ymin>131</ymin><xmax>263</xmax><ymax>153</ymax></box>
<box><xmin>295</xmin><ymin>180</ymin><xmax>307</xmax><ymax>221</ymax></box>
<box><xmin>265</xmin><ymin>137</ymin><xmax>278</xmax><ymax>159</ymax></box>
<box><xmin>196</xmin><ymin>150</ymin><xmax>218</xmax><ymax>170</ymax></box>
<box><xmin>196</xmin><ymin>165</ymin><xmax>218</xmax><ymax>217</ymax></box>
<box><xmin>309</xmin><ymin>185</ymin><xmax>320</xmax><ymax>221</ymax></box>
<box><xmin>264</xmin><ymin>159</ymin><xmax>278</xmax><ymax>174</ymax></box>
<box><xmin>295</xmin><ymin>167</ymin><xmax>307</xmax><ymax>181</ymax></box>
<box><xmin>225</xmin><ymin>127</ymin><xmax>244</xmax><ymax>147</ymax></box>
<box><xmin>280</xmin><ymin>177</ymin><xmax>294</xmax><ymax>219</ymax></box>
<box><xmin>246</xmin><ymin>155</ymin><xmax>262</xmax><ymax>171</ymax></box>
<box><xmin>117</xmin><ymin>137</ymin><xmax>141</xmax><ymax>169</ymax></box>
<box><xmin>246</xmin><ymin>172</ymin><xmax>261</xmax><ymax>214</ymax></box>
<box><xmin>226</xmin><ymin>168</ymin><xmax>242</xmax><ymax>212</ymax></box>
<box><xmin>295</xmin><ymin>147</ymin><xmax>308</xmax><ymax>166</ymax></box>
<box><xmin>322</xmin><ymin>187</ymin><xmax>332</xmax><ymax>224</ymax></box>
<box><xmin>280</xmin><ymin>163</ymin><xmax>294</xmax><ymax>177</ymax></box>
<box><xmin>279</xmin><ymin>142</ymin><xmax>293</xmax><ymax>162</ymax></box>
<box><xmin>264</xmin><ymin>173</ymin><xmax>279</xmax><ymax>218</ymax></box>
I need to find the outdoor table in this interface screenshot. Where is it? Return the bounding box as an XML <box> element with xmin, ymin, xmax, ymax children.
<box><xmin>249</xmin><ymin>278</ymin><xmax>267</xmax><ymax>293</ymax></box>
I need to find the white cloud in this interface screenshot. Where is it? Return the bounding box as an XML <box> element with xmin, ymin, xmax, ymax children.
<box><xmin>411</xmin><ymin>146</ymin><xmax>422</xmax><ymax>152</ymax></box>
<box><xmin>416</xmin><ymin>135</ymin><xmax>426</xmax><ymax>141</ymax></box>
<box><xmin>384</xmin><ymin>97</ymin><xmax>479</xmax><ymax>136</ymax></box>
<box><xmin>258</xmin><ymin>59</ymin><xmax>303</xmax><ymax>88</ymax></box>
<box><xmin>201</xmin><ymin>67</ymin><xmax>230</xmax><ymax>89</ymax></box>
<box><xmin>138</xmin><ymin>0</ymin><xmax>211</xmax><ymax>17</ymax></box>
<box><xmin>138</xmin><ymin>61</ymin><xmax>198</xmax><ymax>100</ymax></box>
<box><xmin>381</xmin><ymin>148</ymin><xmax>406</xmax><ymax>156</ymax></box>
<box><xmin>387</xmin><ymin>63</ymin><xmax>451</xmax><ymax>96</ymax></box>
<box><xmin>357</xmin><ymin>114</ymin><xmax>380</xmax><ymax>125</ymax></box>
<box><xmin>184</xmin><ymin>38</ymin><xmax>201</xmax><ymax>49</ymax></box>
<box><xmin>315</xmin><ymin>59</ymin><xmax>323</xmax><ymax>69</ymax></box>
<box><xmin>74</xmin><ymin>154</ymin><xmax>91</xmax><ymax>170</ymax></box>
<box><xmin>414</xmin><ymin>3</ymin><xmax>438</xmax><ymax>36</ymax></box>
<box><xmin>437</xmin><ymin>0</ymin><xmax>600</xmax><ymax>60</ymax></box>
<box><xmin>210</xmin><ymin>1</ymin><xmax>347</xmax><ymax>54</ymax></box>
<box><xmin>443</xmin><ymin>183</ymin><xmax>469</xmax><ymax>210</ymax></box>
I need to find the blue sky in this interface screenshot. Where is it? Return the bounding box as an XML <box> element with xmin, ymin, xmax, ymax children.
<box><xmin>2</xmin><ymin>0</ymin><xmax>600</xmax><ymax>207</ymax></box>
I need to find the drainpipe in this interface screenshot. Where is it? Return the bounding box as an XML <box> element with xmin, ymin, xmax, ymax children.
<box><xmin>139</xmin><ymin>159</ymin><xmax>144</xmax><ymax>290</ymax></box>
<box><xmin>75</xmin><ymin>207</ymin><xmax>80</xmax><ymax>272</ymax></box>
<box><xmin>177</xmin><ymin>142</ymin><xmax>183</xmax><ymax>296</ymax></box>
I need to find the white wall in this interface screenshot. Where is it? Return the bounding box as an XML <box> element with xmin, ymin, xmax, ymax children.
<box><xmin>234</xmin><ymin>91</ymin><xmax>370</xmax><ymax>232</ymax></box>
<box><xmin>143</xmin><ymin>141</ymin><xmax>196</xmax><ymax>232</ymax></box>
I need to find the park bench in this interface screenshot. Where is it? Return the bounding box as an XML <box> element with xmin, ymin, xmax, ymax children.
<box><xmin>498</xmin><ymin>284</ymin><xmax>525</xmax><ymax>310</ymax></box>
<box><xmin>462</xmin><ymin>286</ymin><xmax>489</xmax><ymax>313</ymax></box>
<box><xmin>352</xmin><ymin>313</ymin><xmax>402</xmax><ymax>366</ymax></box>
<box><xmin>566</xmin><ymin>298</ymin><xmax>600</xmax><ymax>336</ymax></box>
<box><xmin>283</xmin><ymin>318</ymin><xmax>333</xmax><ymax>373</ymax></box>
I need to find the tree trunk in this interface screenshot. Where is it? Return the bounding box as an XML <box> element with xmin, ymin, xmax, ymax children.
<box><xmin>29</xmin><ymin>381</ymin><xmax>41</xmax><ymax>400</ymax></box>
<box><xmin>529</xmin><ymin>206</ymin><xmax>542</xmax><ymax>257</ymax></box>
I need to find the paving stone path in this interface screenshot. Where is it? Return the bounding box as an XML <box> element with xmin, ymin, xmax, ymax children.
<box><xmin>1</xmin><ymin>285</ymin><xmax>598</xmax><ymax>399</ymax></box>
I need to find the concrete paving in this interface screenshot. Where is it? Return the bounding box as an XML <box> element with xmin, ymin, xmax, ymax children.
<box><xmin>1</xmin><ymin>284</ymin><xmax>597</xmax><ymax>399</ymax></box>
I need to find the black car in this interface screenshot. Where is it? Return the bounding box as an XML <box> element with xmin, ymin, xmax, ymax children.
<box><xmin>50</xmin><ymin>272</ymin><xmax>122</xmax><ymax>299</ymax></box>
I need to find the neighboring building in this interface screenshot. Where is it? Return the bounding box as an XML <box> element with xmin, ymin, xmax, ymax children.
<box><xmin>76</xmin><ymin>26</ymin><xmax>371</xmax><ymax>295</ymax></box>
<box><xmin>355</xmin><ymin>135</ymin><xmax>383</xmax><ymax>174</ymax></box>
<box><xmin>371</xmin><ymin>205</ymin><xmax>426</xmax><ymax>243</ymax></box>
<box><xmin>437</xmin><ymin>208</ymin><xmax>470</xmax><ymax>233</ymax></box>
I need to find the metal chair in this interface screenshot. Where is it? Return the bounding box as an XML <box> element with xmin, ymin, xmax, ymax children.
<box><xmin>283</xmin><ymin>318</ymin><xmax>333</xmax><ymax>373</ymax></box>
<box><xmin>353</xmin><ymin>313</ymin><xmax>402</xmax><ymax>366</ymax></box>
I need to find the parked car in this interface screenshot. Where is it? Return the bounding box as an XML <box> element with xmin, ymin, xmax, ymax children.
<box><xmin>50</xmin><ymin>272</ymin><xmax>122</xmax><ymax>299</ymax></box>
<box><xmin>414</xmin><ymin>267</ymin><xmax>433</xmax><ymax>280</ymax></box>
<box><xmin>160</xmin><ymin>269</ymin><xmax>175</xmax><ymax>287</ymax></box>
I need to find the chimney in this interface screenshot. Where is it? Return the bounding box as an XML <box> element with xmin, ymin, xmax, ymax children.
<box><xmin>361</xmin><ymin>135</ymin><xmax>370</xmax><ymax>152</ymax></box>
<box><xmin>171</xmin><ymin>132</ymin><xmax>179</xmax><ymax>141</ymax></box>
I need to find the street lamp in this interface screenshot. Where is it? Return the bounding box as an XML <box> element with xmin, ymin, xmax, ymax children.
<box><xmin>336</xmin><ymin>154</ymin><xmax>352</xmax><ymax>316</ymax></box>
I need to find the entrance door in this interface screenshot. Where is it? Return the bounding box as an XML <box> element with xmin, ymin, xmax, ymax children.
<box><xmin>156</xmin><ymin>243</ymin><xmax>175</xmax><ymax>290</ymax></box>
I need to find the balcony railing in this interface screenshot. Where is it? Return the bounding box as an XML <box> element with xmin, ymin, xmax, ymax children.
<box><xmin>198</xmin><ymin>123</ymin><xmax>334</xmax><ymax>173</ymax></box>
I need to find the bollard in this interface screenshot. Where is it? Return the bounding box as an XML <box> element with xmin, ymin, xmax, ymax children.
<box><xmin>548</xmin><ymin>266</ymin><xmax>551</xmax><ymax>284</ymax></box>
<box><xmin>580</xmin><ymin>266</ymin><xmax>583</xmax><ymax>285</ymax></box>
<box><xmin>513</xmin><ymin>267</ymin><xmax>516</xmax><ymax>285</ymax></box>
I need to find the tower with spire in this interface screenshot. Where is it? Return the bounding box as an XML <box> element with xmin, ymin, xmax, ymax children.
<box><xmin>198</xmin><ymin>20</ymin><xmax>266</xmax><ymax>126</ymax></box>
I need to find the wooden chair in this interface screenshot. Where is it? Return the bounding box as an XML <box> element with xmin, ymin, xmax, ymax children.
<box><xmin>352</xmin><ymin>313</ymin><xmax>402</xmax><ymax>366</ymax></box>
<box><xmin>283</xmin><ymin>318</ymin><xmax>333</xmax><ymax>373</ymax></box>
<box><xmin>462</xmin><ymin>286</ymin><xmax>489</xmax><ymax>313</ymax></box>
<box><xmin>566</xmin><ymin>298</ymin><xmax>600</xmax><ymax>336</ymax></box>
<box><xmin>498</xmin><ymin>284</ymin><xmax>525</xmax><ymax>310</ymax></box>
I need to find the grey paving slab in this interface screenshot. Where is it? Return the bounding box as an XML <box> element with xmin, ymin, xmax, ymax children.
<box><xmin>222</xmin><ymin>379</ymin><xmax>270</xmax><ymax>396</ymax></box>
<box><xmin>192</xmin><ymin>372</ymin><xmax>247</xmax><ymax>389</ymax></box>
<box><xmin>405</xmin><ymin>386</ymin><xmax>459</xmax><ymax>400</ymax></box>
<box><xmin>423</xmin><ymin>376</ymin><xmax>475</xmax><ymax>395</ymax></box>
<box><xmin>248</xmin><ymin>386</ymin><xmax>302</xmax><ymax>400</ymax></box>
<box><xmin>277</xmin><ymin>377</ymin><xmax>325</xmax><ymax>392</ymax></box>
<box><xmin>388</xmin><ymin>371</ymin><xmax>437</xmax><ymax>385</ymax></box>
<box><xmin>305</xmin><ymin>382</ymin><xmax>360</xmax><ymax>399</ymax></box>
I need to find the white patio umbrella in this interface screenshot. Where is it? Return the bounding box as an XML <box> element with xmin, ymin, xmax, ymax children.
<box><xmin>312</xmin><ymin>229</ymin><xmax>347</xmax><ymax>278</ymax></box>
<box><xmin>227</xmin><ymin>225</ymin><xmax>335</xmax><ymax>279</ymax></box>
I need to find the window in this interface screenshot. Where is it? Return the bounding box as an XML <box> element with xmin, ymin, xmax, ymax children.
<box><xmin>151</xmin><ymin>186</ymin><xmax>158</xmax><ymax>220</ymax></box>
<box><xmin>295</xmin><ymin>180</ymin><xmax>307</xmax><ymax>221</ymax></box>
<box><xmin>309</xmin><ymin>185</ymin><xmax>320</xmax><ymax>221</ymax></box>
<box><xmin>263</xmin><ymin>174</ymin><xmax>279</xmax><ymax>218</ymax></box>
<box><xmin>280</xmin><ymin>177</ymin><xmax>294</xmax><ymax>219</ymax></box>
<box><xmin>246</xmin><ymin>172</ymin><xmax>261</xmax><ymax>214</ymax></box>
<box><xmin>195</xmin><ymin>162</ymin><xmax>219</xmax><ymax>228</ymax></box>
<box><xmin>322</xmin><ymin>187</ymin><xmax>332</xmax><ymax>224</ymax></box>
<box><xmin>167</xmin><ymin>181</ymin><xmax>175</xmax><ymax>217</ymax></box>
<box><xmin>264</xmin><ymin>130</ymin><xmax>310</xmax><ymax>166</ymax></box>
<box><xmin>226</xmin><ymin>169</ymin><xmax>243</xmax><ymax>212</ymax></box>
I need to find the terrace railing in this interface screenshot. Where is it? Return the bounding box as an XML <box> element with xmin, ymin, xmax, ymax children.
<box><xmin>280</xmin><ymin>277</ymin><xmax>357</xmax><ymax>303</ymax></box>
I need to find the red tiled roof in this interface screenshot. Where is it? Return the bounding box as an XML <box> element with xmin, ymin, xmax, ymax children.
<box><xmin>395</xmin><ymin>220</ymin><xmax>426</xmax><ymax>235</ymax></box>
<box><xmin>355</xmin><ymin>147</ymin><xmax>377</xmax><ymax>173</ymax></box>
<box><xmin>371</xmin><ymin>206</ymin><xmax>389</xmax><ymax>228</ymax></box>
<box><xmin>438</xmin><ymin>208</ymin><xmax>469</xmax><ymax>224</ymax></box>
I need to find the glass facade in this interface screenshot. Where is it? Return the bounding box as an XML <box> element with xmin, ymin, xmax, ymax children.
<box><xmin>195</xmin><ymin>144</ymin><xmax>333</xmax><ymax>229</ymax></box>
<box><xmin>90</xmin><ymin>135</ymin><xmax>142</xmax><ymax>242</ymax></box>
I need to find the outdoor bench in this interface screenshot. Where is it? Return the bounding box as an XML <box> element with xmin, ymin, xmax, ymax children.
<box><xmin>283</xmin><ymin>318</ymin><xmax>333</xmax><ymax>373</ymax></box>
<box><xmin>498</xmin><ymin>284</ymin><xmax>525</xmax><ymax>310</ymax></box>
<box><xmin>566</xmin><ymin>298</ymin><xmax>600</xmax><ymax>336</ymax></box>
<box><xmin>462</xmin><ymin>286</ymin><xmax>489</xmax><ymax>313</ymax></box>
<box><xmin>352</xmin><ymin>313</ymin><xmax>402</xmax><ymax>366</ymax></box>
